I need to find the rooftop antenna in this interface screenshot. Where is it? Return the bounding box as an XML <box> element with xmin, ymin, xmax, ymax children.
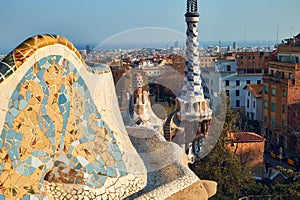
<box><xmin>276</xmin><ymin>24</ymin><xmax>279</xmax><ymax>46</ymax></box>
<box><xmin>243</xmin><ymin>29</ymin><xmax>246</xmax><ymax>50</ymax></box>
<box><xmin>290</xmin><ymin>26</ymin><xmax>294</xmax><ymax>38</ymax></box>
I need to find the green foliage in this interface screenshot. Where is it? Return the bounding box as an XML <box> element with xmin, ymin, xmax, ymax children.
<box><xmin>193</xmin><ymin>98</ymin><xmax>255</xmax><ymax>198</ymax></box>
<box><xmin>241</xmin><ymin>182</ymin><xmax>300</xmax><ymax>198</ymax></box>
<box><xmin>276</xmin><ymin>165</ymin><xmax>299</xmax><ymax>178</ymax></box>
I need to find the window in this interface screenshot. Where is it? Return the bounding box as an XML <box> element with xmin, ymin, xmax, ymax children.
<box><xmin>271</xmin><ymin>103</ymin><xmax>275</xmax><ymax>112</ymax></box>
<box><xmin>246</xmin><ymin>80</ymin><xmax>251</xmax><ymax>84</ymax></box>
<box><xmin>211</xmin><ymin>79</ymin><xmax>213</xmax><ymax>85</ymax></box>
<box><xmin>253</xmin><ymin>101</ymin><xmax>256</xmax><ymax>108</ymax></box>
<box><xmin>271</xmin><ymin>118</ymin><xmax>275</xmax><ymax>126</ymax></box>
<box><xmin>226</xmin><ymin>90</ymin><xmax>230</xmax><ymax>96</ymax></box>
<box><xmin>282</xmin><ymin>120</ymin><xmax>286</xmax><ymax>128</ymax></box>
<box><xmin>241</xmin><ymin>56</ymin><xmax>243</xmax><ymax>59</ymax></box>
<box><xmin>248</xmin><ymin>91</ymin><xmax>250</xmax><ymax>96</ymax></box>
<box><xmin>264</xmin><ymin>101</ymin><xmax>268</xmax><ymax>109</ymax></box>
<box><xmin>226</xmin><ymin>65</ymin><xmax>231</xmax><ymax>71</ymax></box>
<box><xmin>236</xmin><ymin>80</ymin><xmax>240</xmax><ymax>86</ymax></box>
<box><xmin>282</xmin><ymin>105</ymin><xmax>286</xmax><ymax>113</ymax></box>
<box><xmin>264</xmin><ymin>86</ymin><xmax>269</xmax><ymax>94</ymax></box>
<box><xmin>272</xmin><ymin>88</ymin><xmax>276</xmax><ymax>96</ymax></box>
<box><xmin>225</xmin><ymin>80</ymin><xmax>230</xmax><ymax>86</ymax></box>
<box><xmin>236</xmin><ymin>90</ymin><xmax>240</xmax><ymax>96</ymax></box>
<box><xmin>236</xmin><ymin>100</ymin><xmax>240</xmax><ymax>108</ymax></box>
<box><xmin>283</xmin><ymin>89</ymin><xmax>287</xmax><ymax>97</ymax></box>
<box><xmin>264</xmin><ymin>116</ymin><xmax>268</xmax><ymax>124</ymax></box>
<box><xmin>247</xmin><ymin>99</ymin><xmax>250</xmax><ymax>108</ymax></box>
<box><xmin>257</xmin><ymin>80</ymin><xmax>261</xmax><ymax>84</ymax></box>
<box><xmin>289</xmin><ymin>73</ymin><xmax>293</xmax><ymax>80</ymax></box>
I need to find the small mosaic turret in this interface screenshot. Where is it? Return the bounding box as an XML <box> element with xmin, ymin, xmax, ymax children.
<box><xmin>123</xmin><ymin>72</ymin><xmax>163</xmax><ymax>131</ymax></box>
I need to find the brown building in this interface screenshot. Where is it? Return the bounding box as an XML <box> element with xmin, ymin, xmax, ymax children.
<box><xmin>227</xmin><ymin>132</ymin><xmax>265</xmax><ymax>177</ymax></box>
<box><xmin>110</xmin><ymin>65</ymin><xmax>131</xmax><ymax>84</ymax></box>
<box><xmin>237</xmin><ymin>51</ymin><xmax>268</xmax><ymax>74</ymax></box>
<box><xmin>262</xmin><ymin>33</ymin><xmax>300</xmax><ymax>156</ymax></box>
<box><xmin>199</xmin><ymin>55</ymin><xmax>217</xmax><ymax>68</ymax></box>
<box><xmin>170</xmin><ymin>54</ymin><xmax>185</xmax><ymax>76</ymax></box>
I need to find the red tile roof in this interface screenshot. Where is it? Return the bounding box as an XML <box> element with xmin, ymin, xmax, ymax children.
<box><xmin>246</xmin><ymin>84</ymin><xmax>263</xmax><ymax>98</ymax></box>
<box><xmin>230</xmin><ymin>132</ymin><xmax>265</xmax><ymax>143</ymax></box>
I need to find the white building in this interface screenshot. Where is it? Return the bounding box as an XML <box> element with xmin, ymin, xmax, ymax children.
<box><xmin>202</xmin><ymin>59</ymin><xmax>263</xmax><ymax>109</ymax></box>
<box><xmin>244</xmin><ymin>84</ymin><xmax>263</xmax><ymax>121</ymax></box>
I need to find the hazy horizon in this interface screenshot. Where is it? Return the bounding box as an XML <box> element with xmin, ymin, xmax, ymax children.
<box><xmin>0</xmin><ymin>0</ymin><xmax>299</xmax><ymax>53</ymax></box>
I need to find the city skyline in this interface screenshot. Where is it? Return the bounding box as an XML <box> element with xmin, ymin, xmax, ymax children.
<box><xmin>0</xmin><ymin>0</ymin><xmax>300</xmax><ymax>53</ymax></box>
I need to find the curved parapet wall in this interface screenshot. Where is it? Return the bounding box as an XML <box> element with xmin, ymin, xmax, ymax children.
<box><xmin>0</xmin><ymin>34</ymin><xmax>146</xmax><ymax>199</ymax></box>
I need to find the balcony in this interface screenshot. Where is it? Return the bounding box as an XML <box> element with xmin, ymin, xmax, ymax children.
<box><xmin>263</xmin><ymin>75</ymin><xmax>295</xmax><ymax>86</ymax></box>
<box><xmin>268</xmin><ymin>61</ymin><xmax>300</xmax><ymax>70</ymax></box>
<box><xmin>278</xmin><ymin>45</ymin><xmax>300</xmax><ymax>54</ymax></box>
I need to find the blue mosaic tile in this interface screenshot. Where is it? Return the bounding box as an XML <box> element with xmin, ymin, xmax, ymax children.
<box><xmin>8</xmin><ymin>100</ymin><xmax>13</xmax><ymax>108</ymax></box>
<box><xmin>47</xmin><ymin>56</ymin><xmax>53</xmax><ymax>65</ymax></box>
<box><xmin>58</xmin><ymin>93</ymin><xmax>67</xmax><ymax>104</ymax></box>
<box><xmin>100</xmin><ymin>176</ymin><xmax>107</xmax><ymax>185</ymax></box>
<box><xmin>7</xmin><ymin>130</ymin><xmax>16</xmax><ymax>139</ymax></box>
<box><xmin>19</xmin><ymin>99</ymin><xmax>28</xmax><ymax>110</ymax></box>
<box><xmin>5</xmin><ymin>112</ymin><xmax>14</xmax><ymax>124</ymax></box>
<box><xmin>75</xmin><ymin>163</ymin><xmax>82</xmax><ymax>170</ymax></box>
<box><xmin>77</xmin><ymin>77</ymin><xmax>84</xmax><ymax>86</ymax></box>
<box><xmin>13</xmin><ymin>100</ymin><xmax>19</xmax><ymax>108</ymax></box>
<box><xmin>26</xmin><ymin>91</ymin><xmax>32</xmax><ymax>101</ymax></box>
<box><xmin>22</xmin><ymin>195</ymin><xmax>30</xmax><ymax>200</ymax></box>
<box><xmin>16</xmin><ymin>164</ymin><xmax>25</xmax><ymax>175</ymax></box>
<box><xmin>28</xmin><ymin>166</ymin><xmax>36</xmax><ymax>176</ymax></box>
<box><xmin>0</xmin><ymin>194</ymin><xmax>5</xmax><ymax>200</ymax></box>
<box><xmin>43</xmin><ymin>87</ymin><xmax>49</xmax><ymax>96</ymax></box>
<box><xmin>15</xmin><ymin>133</ymin><xmax>22</xmax><ymax>141</ymax></box>
<box><xmin>37</xmin><ymin>68</ymin><xmax>45</xmax><ymax>80</ymax></box>
<box><xmin>11</xmin><ymin>90</ymin><xmax>19</xmax><ymax>100</ymax></box>
<box><xmin>112</xmin><ymin>152</ymin><xmax>122</xmax><ymax>161</ymax></box>
<box><xmin>107</xmin><ymin>166</ymin><xmax>117</xmax><ymax>177</ymax></box>
<box><xmin>9</xmin><ymin>108</ymin><xmax>19</xmax><ymax>117</ymax></box>
<box><xmin>39</xmin><ymin>58</ymin><xmax>46</xmax><ymax>67</ymax></box>
<box><xmin>24</xmin><ymin>157</ymin><xmax>32</xmax><ymax>165</ymax></box>
<box><xmin>87</xmin><ymin>164</ymin><xmax>94</xmax><ymax>174</ymax></box>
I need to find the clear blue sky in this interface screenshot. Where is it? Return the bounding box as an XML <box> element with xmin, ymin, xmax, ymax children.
<box><xmin>0</xmin><ymin>0</ymin><xmax>299</xmax><ymax>53</ymax></box>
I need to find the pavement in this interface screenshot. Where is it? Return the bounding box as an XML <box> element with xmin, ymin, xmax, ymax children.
<box><xmin>264</xmin><ymin>150</ymin><xmax>296</xmax><ymax>172</ymax></box>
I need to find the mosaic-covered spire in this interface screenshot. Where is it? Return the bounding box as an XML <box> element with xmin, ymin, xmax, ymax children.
<box><xmin>181</xmin><ymin>0</ymin><xmax>204</xmax><ymax>100</ymax></box>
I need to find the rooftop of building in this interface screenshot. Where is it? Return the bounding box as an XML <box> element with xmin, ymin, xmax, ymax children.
<box><xmin>229</xmin><ymin>132</ymin><xmax>265</xmax><ymax>143</ymax></box>
<box><xmin>245</xmin><ymin>84</ymin><xmax>263</xmax><ymax>98</ymax></box>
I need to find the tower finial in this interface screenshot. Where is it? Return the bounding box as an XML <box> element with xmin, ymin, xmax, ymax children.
<box><xmin>187</xmin><ymin>0</ymin><xmax>198</xmax><ymax>13</ymax></box>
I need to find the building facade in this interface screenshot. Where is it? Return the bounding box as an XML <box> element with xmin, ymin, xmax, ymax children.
<box><xmin>244</xmin><ymin>84</ymin><xmax>263</xmax><ymax>122</ymax></box>
<box><xmin>202</xmin><ymin>59</ymin><xmax>262</xmax><ymax>109</ymax></box>
<box><xmin>262</xmin><ymin>34</ymin><xmax>300</xmax><ymax>155</ymax></box>
<box><xmin>227</xmin><ymin>132</ymin><xmax>265</xmax><ymax>177</ymax></box>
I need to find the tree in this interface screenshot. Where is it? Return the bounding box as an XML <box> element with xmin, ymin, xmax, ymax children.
<box><xmin>192</xmin><ymin>99</ymin><xmax>255</xmax><ymax>199</ymax></box>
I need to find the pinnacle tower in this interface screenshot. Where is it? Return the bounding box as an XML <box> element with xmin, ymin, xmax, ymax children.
<box><xmin>177</xmin><ymin>0</ymin><xmax>212</xmax><ymax>122</ymax></box>
<box><xmin>163</xmin><ymin>0</ymin><xmax>212</xmax><ymax>163</ymax></box>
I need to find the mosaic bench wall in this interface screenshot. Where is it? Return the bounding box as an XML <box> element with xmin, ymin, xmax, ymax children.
<box><xmin>0</xmin><ymin>34</ymin><xmax>146</xmax><ymax>199</ymax></box>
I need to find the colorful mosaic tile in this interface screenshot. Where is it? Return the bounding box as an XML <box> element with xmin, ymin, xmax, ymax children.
<box><xmin>0</xmin><ymin>54</ymin><xmax>127</xmax><ymax>199</ymax></box>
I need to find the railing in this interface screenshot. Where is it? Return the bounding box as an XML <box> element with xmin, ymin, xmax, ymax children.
<box><xmin>278</xmin><ymin>45</ymin><xmax>300</xmax><ymax>54</ymax></box>
<box><xmin>263</xmin><ymin>76</ymin><xmax>295</xmax><ymax>86</ymax></box>
<box><xmin>268</xmin><ymin>61</ymin><xmax>300</xmax><ymax>70</ymax></box>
